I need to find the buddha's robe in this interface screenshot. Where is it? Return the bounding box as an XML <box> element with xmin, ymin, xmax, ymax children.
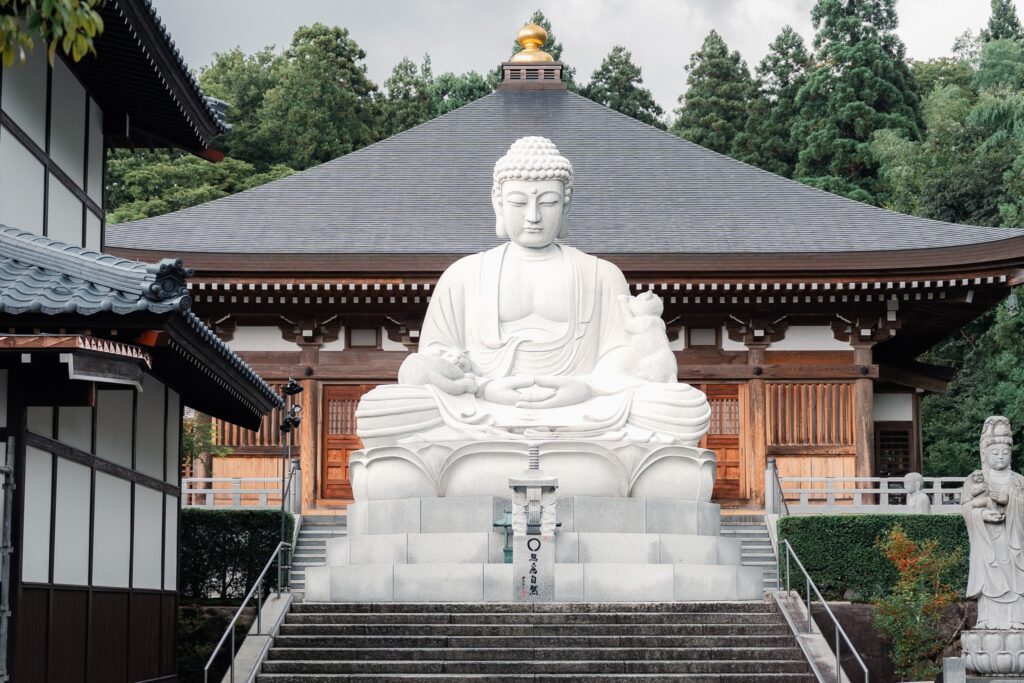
<box><xmin>963</xmin><ymin>468</ymin><xmax>1024</xmax><ymax>628</ymax></box>
<box><xmin>356</xmin><ymin>244</ymin><xmax>710</xmax><ymax>447</ymax></box>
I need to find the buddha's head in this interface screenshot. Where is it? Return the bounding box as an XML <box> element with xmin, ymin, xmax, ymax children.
<box><xmin>981</xmin><ymin>415</ymin><xmax>1013</xmax><ymax>471</ymax></box>
<box><xmin>492</xmin><ymin>136</ymin><xmax>573</xmax><ymax>248</ymax></box>
<box><xmin>904</xmin><ymin>472</ymin><xmax>923</xmax><ymax>494</ymax></box>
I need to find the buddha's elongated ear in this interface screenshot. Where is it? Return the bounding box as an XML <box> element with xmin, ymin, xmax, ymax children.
<box><xmin>557</xmin><ymin>191</ymin><xmax>572</xmax><ymax>239</ymax></box>
<box><xmin>492</xmin><ymin>189</ymin><xmax>507</xmax><ymax>238</ymax></box>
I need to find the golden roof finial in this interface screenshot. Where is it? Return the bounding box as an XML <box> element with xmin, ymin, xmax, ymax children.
<box><xmin>510</xmin><ymin>22</ymin><xmax>554</xmax><ymax>63</ymax></box>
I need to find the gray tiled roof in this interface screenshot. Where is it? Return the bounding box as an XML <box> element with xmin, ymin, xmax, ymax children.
<box><xmin>0</xmin><ymin>225</ymin><xmax>281</xmax><ymax>407</ymax></box>
<box><xmin>107</xmin><ymin>89</ymin><xmax>1022</xmax><ymax>255</ymax></box>
<box><xmin>0</xmin><ymin>225</ymin><xmax>189</xmax><ymax>315</ymax></box>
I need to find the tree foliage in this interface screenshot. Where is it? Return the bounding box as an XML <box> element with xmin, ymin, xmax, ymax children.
<box><xmin>792</xmin><ymin>0</ymin><xmax>921</xmax><ymax>204</ymax></box>
<box><xmin>672</xmin><ymin>30</ymin><xmax>753</xmax><ymax>154</ymax></box>
<box><xmin>981</xmin><ymin>0</ymin><xmax>1024</xmax><ymax>43</ymax></box>
<box><xmin>0</xmin><ymin>0</ymin><xmax>104</xmax><ymax>67</ymax></box>
<box><xmin>733</xmin><ymin>26</ymin><xmax>810</xmax><ymax>177</ymax></box>
<box><xmin>381</xmin><ymin>56</ymin><xmax>436</xmax><ymax>137</ymax></box>
<box><xmin>581</xmin><ymin>45</ymin><xmax>664</xmax><ymax>128</ymax></box>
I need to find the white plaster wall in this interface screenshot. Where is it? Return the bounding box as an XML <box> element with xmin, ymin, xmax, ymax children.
<box><xmin>58</xmin><ymin>406</ymin><xmax>92</xmax><ymax>453</ymax></box>
<box><xmin>767</xmin><ymin>326</ymin><xmax>853</xmax><ymax>351</ymax></box>
<box><xmin>135</xmin><ymin>373</ymin><xmax>165</xmax><ymax>480</ymax></box>
<box><xmin>667</xmin><ymin>334</ymin><xmax>685</xmax><ymax>351</ymax></box>
<box><xmin>46</xmin><ymin>174</ymin><xmax>83</xmax><ymax>245</ymax></box>
<box><xmin>1</xmin><ymin>47</ymin><xmax>47</xmax><ymax>146</ymax></box>
<box><xmin>348</xmin><ymin>328</ymin><xmax>377</xmax><ymax>347</ymax></box>
<box><xmin>49</xmin><ymin>58</ymin><xmax>86</xmax><ymax>188</ymax></box>
<box><xmin>165</xmin><ymin>389</ymin><xmax>181</xmax><ymax>483</ymax></box>
<box><xmin>86</xmin><ymin>99</ymin><xmax>103</xmax><ymax>204</ymax></box>
<box><xmin>132</xmin><ymin>486</ymin><xmax>163</xmax><ymax>589</ymax></box>
<box><xmin>96</xmin><ymin>389</ymin><xmax>133</xmax><ymax>468</ymax></box>
<box><xmin>84</xmin><ymin>210</ymin><xmax>101</xmax><ymax>251</ymax></box>
<box><xmin>227</xmin><ymin>326</ymin><xmax>301</xmax><ymax>352</ymax></box>
<box><xmin>381</xmin><ymin>328</ymin><xmax>406</xmax><ymax>351</ymax></box>
<box><xmin>0</xmin><ymin>128</ymin><xmax>45</xmax><ymax>234</ymax></box>
<box><xmin>164</xmin><ymin>495</ymin><xmax>177</xmax><ymax>590</ymax></box>
<box><xmin>321</xmin><ymin>329</ymin><xmax>345</xmax><ymax>351</ymax></box>
<box><xmin>22</xmin><ymin>446</ymin><xmax>51</xmax><ymax>583</ymax></box>
<box><xmin>875</xmin><ymin>393</ymin><xmax>913</xmax><ymax>422</ymax></box>
<box><xmin>92</xmin><ymin>472</ymin><xmax>130</xmax><ymax>587</ymax></box>
<box><xmin>721</xmin><ymin>326</ymin><xmax>747</xmax><ymax>351</ymax></box>
<box><xmin>26</xmin><ymin>406</ymin><xmax>53</xmax><ymax>437</ymax></box>
<box><xmin>52</xmin><ymin>457</ymin><xmax>90</xmax><ymax>585</ymax></box>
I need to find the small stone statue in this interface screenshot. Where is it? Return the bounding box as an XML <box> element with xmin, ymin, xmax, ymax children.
<box><xmin>903</xmin><ymin>472</ymin><xmax>931</xmax><ymax>514</ymax></box>
<box><xmin>961</xmin><ymin>416</ymin><xmax>1024</xmax><ymax>676</ymax></box>
<box><xmin>619</xmin><ymin>291</ymin><xmax>678</xmax><ymax>383</ymax></box>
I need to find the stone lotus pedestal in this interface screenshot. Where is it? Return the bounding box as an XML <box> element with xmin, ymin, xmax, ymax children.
<box><xmin>962</xmin><ymin>629</ymin><xmax>1024</xmax><ymax>677</ymax></box>
<box><xmin>349</xmin><ymin>440</ymin><xmax>717</xmax><ymax>502</ymax></box>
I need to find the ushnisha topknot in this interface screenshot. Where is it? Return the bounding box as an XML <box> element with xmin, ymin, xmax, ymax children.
<box><xmin>492</xmin><ymin>136</ymin><xmax>573</xmax><ymax>199</ymax></box>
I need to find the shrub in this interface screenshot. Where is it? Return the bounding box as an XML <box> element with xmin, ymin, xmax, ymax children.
<box><xmin>777</xmin><ymin>514</ymin><xmax>968</xmax><ymax>601</ymax></box>
<box><xmin>872</xmin><ymin>526</ymin><xmax>962</xmax><ymax>681</ymax></box>
<box><xmin>179</xmin><ymin>509</ymin><xmax>294</xmax><ymax>600</ymax></box>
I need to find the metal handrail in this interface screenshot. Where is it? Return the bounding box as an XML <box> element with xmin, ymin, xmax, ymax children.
<box><xmin>779</xmin><ymin>539</ymin><xmax>868</xmax><ymax>683</ymax></box>
<box><xmin>203</xmin><ymin>541</ymin><xmax>291</xmax><ymax>683</ymax></box>
<box><xmin>766</xmin><ymin>457</ymin><xmax>790</xmax><ymax>517</ymax></box>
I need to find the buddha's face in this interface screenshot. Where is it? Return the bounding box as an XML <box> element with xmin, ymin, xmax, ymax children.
<box><xmin>494</xmin><ymin>179</ymin><xmax>569</xmax><ymax>248</ymax></box>
<box><xmin>986</xmin><ymin>443</ymin><xmax>1012</xmax><ymax>471</ymax></box>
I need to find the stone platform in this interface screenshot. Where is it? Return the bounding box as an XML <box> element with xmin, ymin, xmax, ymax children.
<box><xmin>304</xmin><ymin>496</ymin><xmax>764</xmax><ymax>603</ymax></box>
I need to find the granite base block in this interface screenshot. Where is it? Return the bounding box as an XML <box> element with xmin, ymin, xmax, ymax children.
<box><xmin>583</xmin><ymin>563</ymin><xmax>675</xmax><ymax>602</ymax></box>
<box><xmin>393</xmin><ymin>563</ymin><xmax>483</xmax><ymax>602</ymax></box>
<box><xmin>408</xmin><ymin>532</ymin><xmax>490</xmax><ymax>563</ymax></box>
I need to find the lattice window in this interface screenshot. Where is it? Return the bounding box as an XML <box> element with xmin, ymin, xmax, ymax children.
<box><xmin>767</xmin><ymin>382</ymin><xmax>854</xmax><ymax>450</ymax></box>
<box><xmin>326</xmin><ymin>395</ymin><xmax>359</xmax><ymax>435</ymax></box>
<box><xmin>876</xmin><ymin>426</ymin><xmax>913</xmax><ymax>476</ymax></box>
<box><xmin>708</xmin><ymin>397</ymin><xmax>740</xmax><ymax>435</ymax></box>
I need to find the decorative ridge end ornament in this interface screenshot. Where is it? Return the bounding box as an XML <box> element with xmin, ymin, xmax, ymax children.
<box><xmin>145</xmin><ymin>258</ymin><xmax>195</xmax><ymax>308</ymax></box>
<box><xmin>510</xmin><ymin>23</ymin><xmax>554</xmax><ymax>63</ymax></box>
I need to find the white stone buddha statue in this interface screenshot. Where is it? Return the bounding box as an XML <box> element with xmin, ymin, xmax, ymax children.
<box><xmin>350</xmin><ymin>137</ymin><xmax>714</xmax><ymax>501</ymax></box>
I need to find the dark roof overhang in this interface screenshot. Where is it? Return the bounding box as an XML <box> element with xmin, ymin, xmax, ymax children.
<box><xmin>67</xmin><ymin>0</ymin><xmax>225</xmax><ymax>152</ymax></box>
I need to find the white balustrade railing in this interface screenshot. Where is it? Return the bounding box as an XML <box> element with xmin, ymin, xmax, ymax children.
<box><xmin>779</xmin><ymin>475</ymin><xmax>964</xmax><ymax>514</ymax></box>
<box><xmin>182</xmin><ymin>470</ymin><xmax>301</xmax><ymax>512</ymax></box>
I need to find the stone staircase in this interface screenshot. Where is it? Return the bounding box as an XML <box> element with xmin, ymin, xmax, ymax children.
<box><xmin>255</xmin><ymin>601</ymin><xmax>815</xmax><ymax>681</ymax></box>
<box><xmin>720</xmin><ymin>515</ymin><xmax>778</xmax><ymax>593</ymax></box>
<box><xmin>291</xmin><ymin>515</ymin><xmax>347</xmax><ymax>593</ymax></box>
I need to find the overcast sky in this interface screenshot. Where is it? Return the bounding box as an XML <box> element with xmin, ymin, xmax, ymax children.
<box><xmin>156</xmin><ymin>0</ymin><xmax>1009</xmax><ymax>115</ymax></box>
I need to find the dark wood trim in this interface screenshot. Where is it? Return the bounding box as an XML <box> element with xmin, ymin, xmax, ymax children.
<box><xmin>24</xmin><ymin>432</ymin><xmax>178</xmax><ymax>495</ymax></box>
<box><xmin>106</xmin><ymin>239</ymin><xmax>1024</xmax><ymax>278</ymax></box>
<box><xmin>767</xmin><ymin>445</ymin><xmax>858</xmax><ymax>456</ymax></box>
<box><xmin>0</xmin><ymin>110</ymin><xmax>105</xmax><ymax>220</ymax></box>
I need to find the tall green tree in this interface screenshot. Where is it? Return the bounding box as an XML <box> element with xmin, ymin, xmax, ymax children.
<box><xmin>732</xmin><ymin>26</ymin><xmax>811</xmax><ymax>177</ymax></box>
<box><xmin>255</xmin><ymin>24</ymin><xmax>381</xmax><ymax>170</ymax></box>
<box><xmin>981</xmin><ymin>0</ymin><xmax>1024</xmax><ymax>42</ymax></box>
<box><xmin>511</xmin><ymin>10</ymin><xmax>577</xmax><ymax>88</ymax></box>
<box><xmin>792</xmin><ymin>0</ymin><xmax>921</xmax><ymax>205</ymax></box>
<box><xmin>432</xmin><ymin>70</ymin><xmax>495</xmax><ymax>115</ymax></box>
<box><xmin>381</xmin><ymin>56</ymin><xmax>436</xmax><ymax>136</ymax></box>
<box><xmin>581</xmin><ymin>45</ymin><xmax>665</xmax><ymax>128</ymax></box>
<box><xmin>199</xmin><ymin>47</ymin><xmax>284</xmax><ymax>168</ymax></box>
<box><xmin>672</xmin><ymin>30</ymin><xmax>753</xmax><ymax>154</ymax></box>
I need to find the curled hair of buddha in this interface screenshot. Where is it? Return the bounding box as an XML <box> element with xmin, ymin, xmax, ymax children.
<box><xmin>981</xmin><ymin>415</ymin><xmax>1013</xmax><ymax>469</ymax></box>
<box><xmin>492</xmin><ymin>136</ymin><xmax>573</xmax><ymax>239</ymax></box>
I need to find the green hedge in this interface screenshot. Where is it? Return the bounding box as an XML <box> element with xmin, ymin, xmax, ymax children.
<box><xmin>179</xmin><ymin>509</ymin><xmax>294</xmax><ymax>600</ymax></box>
<box><xmin>777</xmin><ymin>515</ymin><xmax>969</xmax><ymax>601</ymax></box>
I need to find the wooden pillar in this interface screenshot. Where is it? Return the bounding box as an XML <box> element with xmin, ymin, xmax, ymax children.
<box><xmin>852</xmin><ymin>342</ymin><xmax>875</xmax><ymax>479</ymax></box>
<box><xmin>299</xmin><ymin>378</ymin><xmax>318</xmax><ymax>510</ymax></box>
<box><xmin>747</xmin><ymin>343</ymin><xmax>769</xmax><ymax>507</ymax></box>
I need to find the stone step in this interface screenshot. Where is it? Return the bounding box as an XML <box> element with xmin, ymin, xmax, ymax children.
<box><xmin>267</xmin><ymin>645</ymin><xmax>804</xmax><ymax>661</ymax></box>
<box><xmin>257</xmin><ymin>675</ymin><xmax>815</xmax><ymax>682</ymax></box>
<box><xmin>259</xmin><ymin>659</ymin><xmax>813</xmax><ymax>674</ymax></box>
<box><xmin>284</xmin><ymin>612</ymin><xmax>784</xmax><ymax>625</ymax></box>
<box><xmin>277</xmin><ymin>622</ymin><xmax>788</xmax><ymax>637</ymax></box>
<box><xmin>271</xmin><ymin>630</ymin><xmax>792</xmax><ymax>648</ymax></box>
<box><xmin>289</xmin><ymin>602</ymin><xmax>776</xmax><ymax>614</ymax></box>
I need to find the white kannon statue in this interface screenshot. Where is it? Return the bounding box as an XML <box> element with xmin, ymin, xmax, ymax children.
<box><xmin>350</xmin><ymin>137</ymin><xmax>714</xmax><ymax>501</ymax></box>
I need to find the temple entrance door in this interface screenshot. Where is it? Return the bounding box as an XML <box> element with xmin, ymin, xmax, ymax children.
<box><xmin>699</xmin><ymin>384</ymin><xmax>745</xmax><ymax>502</ymax></box>
<box><xmin>320</xmin><ymin>385</ymin><xmax>372</xmax><ymax>500</ymax></box>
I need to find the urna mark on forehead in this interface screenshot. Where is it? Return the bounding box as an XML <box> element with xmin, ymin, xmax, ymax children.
<box><xmin>492</xmin><ymin>135</ymin><xmax>574</xmax><ymax>198</ymax></box>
